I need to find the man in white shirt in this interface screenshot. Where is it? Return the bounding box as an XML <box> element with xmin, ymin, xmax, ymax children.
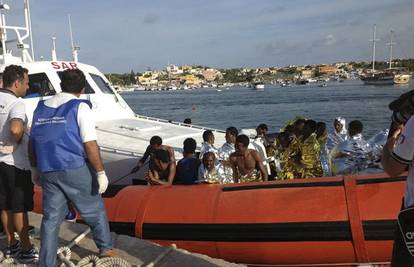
<box><xmin>199</xmin><ymin>130</ymin><xmax>218</xmax><ymax>159</ymax></box>
<box><xmin>0</xmin><ymin>65</ymin><xmax>38</xmax><ymax>262</ymax></box>
<box><xmin>218</xmin><ymin>127</ymin><xmax>238</xmax><ymax>181</ymax></box>
<box><xmin>30</xmin><ymin>69</ymin><xmax>114</xmax><ymax>267</ymax></box>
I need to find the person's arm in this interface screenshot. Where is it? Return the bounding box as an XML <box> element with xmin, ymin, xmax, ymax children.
<box><xmin>9</xmin><ymin>119</ymin><xmax>24</xmax><ymax>143</ymax></box>
<box><xmin>28</xmin><ymin>139</ymin><xmax>40</xmax><ymax>185</ymax></box>
<box><xmin>147</xmin><ymin>169</ymin><xmax>172</xmax><ymax>185</ymax></box>
<box><xmin>253</xmin><ymin>150</ymin><xmax>268</xmax><ymax>181</ymax></box>
<box><xmin>166</xmin><ymin>162</ymin><xmax>176</xmax><ymax>185</ymax></box>
<box><xmin>78</xmin><ymin>102</ymin><xmax>108</xmax><ymax>193</ymax></box>
<box><xmin>146</xmin><ymin>170</ymin><xmax>162</xmax><ymax>185</ymax></box>
<box><xmin>382</xmin><ymin>128</ymin><xmax>408</xmax><ymax>177</ymax></box>
<box><xmin>138</xmin><ymin>145</ymin><xmax>151</xmax><ymax>166</ymax></box>
<box><xmin>230</xmin><ymin>155</ymin><xmax>239</xmax><ymax>183</ymax></box>
<box><xmin>8</xmin><ymin>101</ymin><xmax>26</xmax><ymax>143</ymax></box>
<box><xmin>84</xmin><ymin>140</ymin><xmax>104</xmax><ymax>172</ymax></box>
<box><xmin>28</xmin><ymin>139</ymin><xmax>37</xmax><ymax>167</ymax></box>
<box><xmin>167</xmin><ymin>146</ymin><xmax>176</xmax><ymax>162</ymax></box>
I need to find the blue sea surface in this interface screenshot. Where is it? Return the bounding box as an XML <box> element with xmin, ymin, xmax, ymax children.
<box><xmin>122</xmin><ymin>80</ymin><xmax>413</xmax><ymax>137</ymax></box>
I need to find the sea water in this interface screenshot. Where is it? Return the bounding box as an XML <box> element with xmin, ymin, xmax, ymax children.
<box><xmin>123</xmin><ymin>80</ymin><xmax>412</xmax><ymax>137</ymax></box>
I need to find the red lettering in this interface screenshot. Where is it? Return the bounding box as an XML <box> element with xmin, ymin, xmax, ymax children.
<box><xmin>51</xmin><ymin>62</ymin><xmax>60</xmax><ymax>69</ymax></box>
<box><xmin>69</xmin><ymin>62</ymin><xmax>78</xmax><ymax>69</ymax></box>
<box><xmin>61</xmin><ymin>62</ymin><xmax>70</xmax><ymax>70</ymax></box>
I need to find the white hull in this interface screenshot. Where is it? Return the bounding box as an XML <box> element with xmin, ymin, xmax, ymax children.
<box><xmin>254</xmin><ymin>84</ymin><xmax>265</xmax><ymax>90</ymax></box>
<box><xmin>95</xmin><ymin>116</ymin><xmax>226</xmax><ymax>182</ymax></box>
<box><xmin>394</xmin><ymin>74</ymin><xmax>411</xmax><ymax>84</ymax></box>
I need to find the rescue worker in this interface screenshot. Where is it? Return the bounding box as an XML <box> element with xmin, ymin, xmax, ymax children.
<box><xmin>29</xmin><ymin>69</ymin><xmax>114</xmax><ymax>267</ymax></box>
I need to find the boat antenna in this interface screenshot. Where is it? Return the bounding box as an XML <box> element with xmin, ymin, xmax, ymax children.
<box><xmin>0</xmin><ymin>1</ymin><xmax>9</xmax><ymax>64</ymax></box>
<box><xmin>26</xmin><ymin>0</ymin><xmax>35</xmax><ymax>60</ymax></box>
<box><xmin>387</xmin><ymin>30</ymin><xmax>395</xmax><ymax>69</ymax></box>
<box><xmin>51</xmin><ymin>36</ymin><xmax>57</xmax><ymax>61</ymax></box>
<box><xmin>369</xmin><ymin>24</ymin><xmax>380</xmax><ymax>72</ymax></box>
<box><xmin>68</xmin><ymin>14</ymin><xmax>79</xmax><ymax>62</ymax></box>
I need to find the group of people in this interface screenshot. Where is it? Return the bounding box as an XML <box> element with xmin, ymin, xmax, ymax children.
<box><xmin>134</xmin><ymin>116</ymin><xmax>388</xmax><ymax>186</ymax></box>
<box><xmin>252</xmin><ymin>118</ymin><xmax>384</xmax><ymax>180</ymax></box>
<box><xmin>261</xmin><ymin>117</ymin><xmax>386</xmax><ymax>180</ymax></box>
<box><xmin>0</xmin><ymin>66</ymin><xmax>115</xmax><ymax>266</ymax></box>
<box><xmin>133</xmin><ymin>127</ymin><xmax>268</xmax><ymax>186</ymax></box>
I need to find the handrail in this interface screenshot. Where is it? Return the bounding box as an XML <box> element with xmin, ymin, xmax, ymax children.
<box><xmin>134</xmin><ymin>114</ymin><xmax>225</xmax><ymax>133</ymax></box>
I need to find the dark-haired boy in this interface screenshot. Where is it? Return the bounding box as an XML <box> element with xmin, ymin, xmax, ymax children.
<box><xmin>175</xmin><ymin>138</ymin><xmax>200</xmax><ymax>184</ymax></box>
<box><xmin>145</xmin><ymin>149</ymin><xmax>176</xmax><ymax>185</ymax></box>
<box><xmin>132</xmin><ymin>135</ymin><xmax>176</xmax><ymax>173</ymax></box>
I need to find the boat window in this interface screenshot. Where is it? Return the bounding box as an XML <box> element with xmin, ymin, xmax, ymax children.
<box><xmin>57</xmin><ymin>71</ymin><xmax>95</xmax><ymax>94</ymax></box>
<box><xmin>25</xmin><ymin>73</ymin><xmax>56</xmax><ymax>98</ymax></box>
<box><xmin>90</xmin><ymin>74</ymin><xmax>115</xmax><ymax>95</ymax></box>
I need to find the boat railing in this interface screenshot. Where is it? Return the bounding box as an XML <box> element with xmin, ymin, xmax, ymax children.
<box><xmin>134</xmin><ymin>114</ymin><xmax>225</xmax><ymax>133</ymax></box>
<box><xmin>99</xmin><ymin>145</ymin><xmax>142</xmax><ymax>157</ymax></box>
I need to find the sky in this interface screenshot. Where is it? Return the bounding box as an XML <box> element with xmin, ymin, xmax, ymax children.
<box><xmin>3</xmin><ymin>0</ymin><xmax>414</xmax><ymax>73</ymax></box>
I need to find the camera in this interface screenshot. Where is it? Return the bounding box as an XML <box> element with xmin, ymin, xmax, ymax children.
<box><xmin>389</xmin><ymin>89</ymin><xmax>414</xmax><ymax>124</ymax></box>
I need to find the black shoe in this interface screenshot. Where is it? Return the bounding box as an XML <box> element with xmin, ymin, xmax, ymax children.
<box><xmin>18</xmin><ymin>246</ymin><xmax>39</xmax><ymax>263</ymax></box>
<box><xmin>5</xmin><ymin>240</ymin><xmax>21</xmax><ymax>258</ymax></box>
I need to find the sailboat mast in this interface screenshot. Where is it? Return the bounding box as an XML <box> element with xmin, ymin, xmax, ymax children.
<box><xmin>370</xmin><ymin>24</ymin><xmax>379</xmax><ymax>72</ymax></box>
<box><xmin>387</xmin><ymin>30</ymin><xmax>395</xmax><ymax>69</ymax></box>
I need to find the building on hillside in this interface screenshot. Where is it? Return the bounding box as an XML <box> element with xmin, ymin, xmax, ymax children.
<box><xmin>181</xmin><ymin>65</ymin><xmax>193</xmax><ymax>73</ymax></box>
<box><xmin>269</xmin><ymin>68</ymin><xmax>278</xmax><ymax>74</ymax></box>
<box><xmin>181</xmin><ymin>74</ymin><xmax>202</xmax><ymax>86</ymax></box>
<box><xmin>138</xmin><ymin>71</ymin><xmax>159</xmax><ymax>87</ymax></box>
<box><xmin>166</xmin><ymin>64</ymin><xmax>183</xmax><ymax>75</ymax></box>
<box><xmin>301</xmin><ymin>69</ymin><xmax>315</xmax><ymax>79</ymax></box>
<box><xmin>317</xmin><ymin>65</ymin><xmax>338</xmax><ymax>76</ymax></box>
<box><xmin>202</xmin><ymin>68</ymin><xmax>222</xmax><ymax>82</ymax></box>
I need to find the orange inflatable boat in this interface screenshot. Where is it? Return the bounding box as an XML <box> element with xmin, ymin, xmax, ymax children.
<box><xmin>34</xmin><ymin>173</ymin><xmax>405</xmax><ymax>266</ymax></box>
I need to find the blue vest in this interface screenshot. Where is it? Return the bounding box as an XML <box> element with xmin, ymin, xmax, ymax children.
<box><xmin>31</xmin><ymin>99</ymin><xmax>92</xmax><ymax>172</ymax></box>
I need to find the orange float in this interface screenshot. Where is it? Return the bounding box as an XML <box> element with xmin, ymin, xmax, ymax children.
<box><xmin>33</xmin><ymin>173</ymin><xmax>404</xmax><ymax>266</ymax></box>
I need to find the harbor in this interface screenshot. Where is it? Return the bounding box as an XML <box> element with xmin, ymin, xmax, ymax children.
<box><xmin>0</xmin><ymin>0</ymin><xmax>413</xmax><ymax>266</ymax></box>
<box><xmin>122</xmin><ymin>79</ymin><xmax>412</xmax><ymax>137</ymax></box>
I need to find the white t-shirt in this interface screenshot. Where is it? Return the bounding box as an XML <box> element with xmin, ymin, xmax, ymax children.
<box><xmin>392</xmin><ymin>116</ymin><xmax>414</xmax><ymax>208</ymax></box>
<box><xmin>199</xmin><ymin>142</ymin><xmax>218</xmax><ymax>160</ymax></box>
<box><xmin>43</xmin><ymin>92</ymin><xmax>97</xmax><ymax>143</ymax></box>
<box><xmin>0</xmin><ymin>90</ymin><xmax>30</xmax><ymax>170</ymax></box>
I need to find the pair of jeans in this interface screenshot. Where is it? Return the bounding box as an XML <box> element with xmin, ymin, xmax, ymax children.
<box><xmin>39</xmin><ymin>164</ymin><xmax>112</xmax><ymax>267</ymax></box>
